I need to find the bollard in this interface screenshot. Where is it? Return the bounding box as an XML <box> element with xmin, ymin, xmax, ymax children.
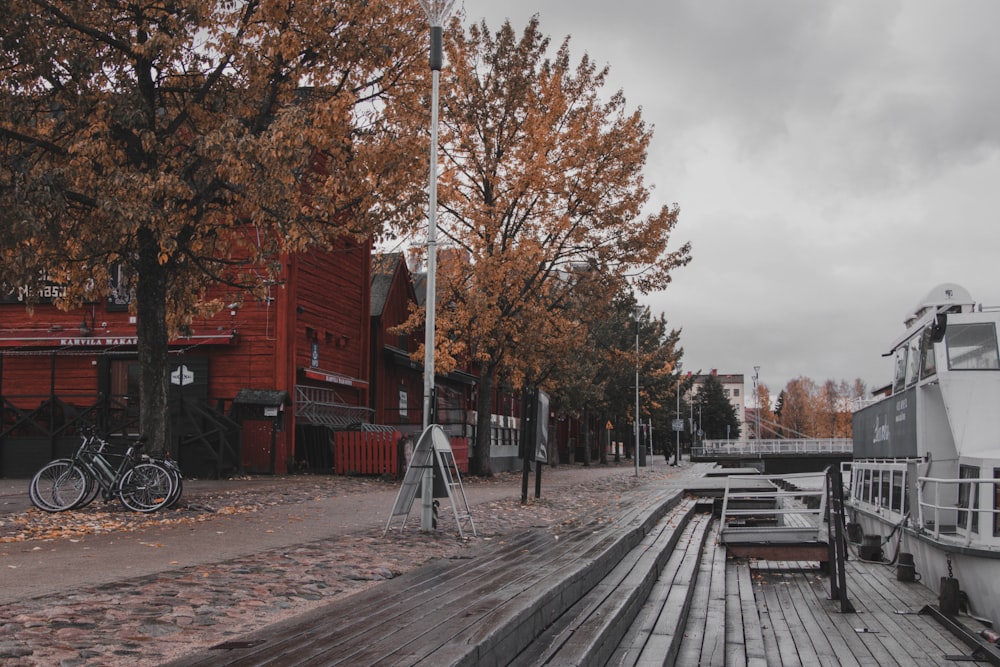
<box><xmin>939</xmin><ymin>577</ymin><xmax>961</xmax><ymax>616</ymax></box>
<box><xmin>896</xmin><ymin>552</ymin><xmax>918</xmax><ymax>582</ymax></box>
<box><xmin>859</xmin><ymin>535</ymin><xmax>882</xmax><ymax>561</ymax></box>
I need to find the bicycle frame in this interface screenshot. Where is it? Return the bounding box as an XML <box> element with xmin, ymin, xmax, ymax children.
<box><xmin>71</xmin><ymin>434</ymin><xmax>142</xmax><ymax>501</ymax></box>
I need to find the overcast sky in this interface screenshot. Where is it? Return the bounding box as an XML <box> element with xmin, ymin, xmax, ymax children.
<box><xmin>454</xmin><ymin>0</ymin><xmax>1000</xmax><ymax>400</ymax></box>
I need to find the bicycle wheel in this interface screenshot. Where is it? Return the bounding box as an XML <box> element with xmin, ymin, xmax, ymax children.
<box><xmin>73</xmin><ymin>475</ymin><xmax>102</xmax><ymax>509</ymax></box>
<box><xmin>118</xmin><ymin>462</ymin><xmax>174</xmax><ymax>513</ymax></box>
<box><xmin>29</xmin><ymin>460</ymin><xmax>88</xmax><ymax>512</ymax></box>
<box><xmin>161</xmin><ymin>459</ymin><xmax>183</xmax><ymax>508</ymax></box>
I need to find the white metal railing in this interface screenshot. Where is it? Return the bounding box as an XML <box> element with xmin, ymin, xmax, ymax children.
<box><xmin>295</xmin><ymin>384</ymin><xmax>373</xmax><ymax>426</ymax></box>
<box><xmin>695</xmin><ymin>438</ymin><xmax>852</xmax><ymax>457</ymax></box>
<box><xmin>719</xmin><ymin>471</ymin><xmax>829</xmax><ymax>544</ymax></box>
<box><xmin>917</xmin><ymin>476</ymin><xmax>1000</xmax><ymax>546</ymax></box>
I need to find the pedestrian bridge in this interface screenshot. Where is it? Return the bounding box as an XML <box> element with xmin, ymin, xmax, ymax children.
<box><xmin>690</xmin><ymin>439</ymin><xmax>852</xmax><ymax>474</ymax></box>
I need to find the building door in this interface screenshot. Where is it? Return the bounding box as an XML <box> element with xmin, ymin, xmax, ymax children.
<box><xmin>242</xmin><ymin>419</ymin><xmax>276</xmax><ymax>474</ymax></box>
<box><xmin>109</xmin><ymin>359</ymin><xmax>141</xmax><ymax>434</ymax></box>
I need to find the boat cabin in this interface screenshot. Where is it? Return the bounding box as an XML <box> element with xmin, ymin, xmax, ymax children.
<box><xmin>851</xmin><ymin>283</ymin><xmax>1000</xmax><ymax>547</ymax></box>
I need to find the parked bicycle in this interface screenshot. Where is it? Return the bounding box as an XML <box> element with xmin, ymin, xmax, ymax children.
<box><xmin>29</xmin><ymin>429</ymin><xmax>182</xmax><ymax>513</ymax></box>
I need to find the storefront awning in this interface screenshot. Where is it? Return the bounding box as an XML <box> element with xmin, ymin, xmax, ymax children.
<box><xmin>0</xmin><ymin>333</ymin><xmax>236</xmax><ymax>349</ymax></box>
<box><xmin>301</xmin><ymin>367</ymin><xmax>369</xmax><ymax>390</ymax></box>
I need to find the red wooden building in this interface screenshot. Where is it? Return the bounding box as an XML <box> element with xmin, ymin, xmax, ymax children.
<box><xmin>0</xmin><ymin>236</ymin><xmax>373</xmax><ymax>478</ymax></box>
<box><xmin>368</xmin><ymin>253</ymin><xmax>423</xmax><ymax>431</ymax></box>
<box><xmin>0</xmin><ymin>240</ymin><xmax>594</xmax><ymax>479</ymax></box>
<box><xmin>367</xmin><ymin>253</ymin><xmax>475</xmax><ymax>472</ymax></box>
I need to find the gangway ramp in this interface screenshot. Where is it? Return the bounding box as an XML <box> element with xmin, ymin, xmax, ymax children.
<box><xmin>719</xmin><ymin>471</ymin><xmax>830</xmax><ymax>564</ymax></box>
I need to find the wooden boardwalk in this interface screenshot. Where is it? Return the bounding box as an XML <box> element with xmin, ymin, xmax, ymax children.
<box><xmin>168</xmin><ymin>470</ymin><xmax>996</xmax><ymax>666</ymax></box>
<box><xmin>716</xmin><ymin>558</ymin><xmax>991</xmax><ymax>667</ymax></box>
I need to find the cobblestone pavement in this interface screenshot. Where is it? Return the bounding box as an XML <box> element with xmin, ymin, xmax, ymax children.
<box><xmin>0</xmin><ymin>461</ymin><xmax>683</xmax><ymax>666</ymax></box>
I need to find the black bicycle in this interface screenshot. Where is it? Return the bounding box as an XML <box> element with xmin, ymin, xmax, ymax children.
<box><xmin>30</xmin><ymin>430</ymin><xmax>180</xmax><ymax>513</ymax></box>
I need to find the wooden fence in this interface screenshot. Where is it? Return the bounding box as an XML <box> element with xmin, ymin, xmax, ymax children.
<box><xmin>332</xmin><ymin>431</ymin><xmax>470</xmax><ymax>478</ymax></box>
<box><xmin>333</xmin><ymin>431</ymin><xmax>400</xmax><ymax>477</ymax></box>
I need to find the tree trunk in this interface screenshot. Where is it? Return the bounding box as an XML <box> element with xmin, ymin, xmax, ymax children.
<box><xmin>135</xmin><ymin>229</ymin><xmax>171</xmax><ymax>456</ymax></box>
<box><xmin>599</xmin><ymin>412</ymin><xmax>608</xmax><ymax>465</ymax></box>
<box><xmin>472</xmin><ymin>365</ymin><xmax>495</xmax><ymax>477</ymax></box>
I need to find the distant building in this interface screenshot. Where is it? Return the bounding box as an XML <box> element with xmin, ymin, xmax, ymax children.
<box><xmin>686</xmin><ymin>369</ymin><xmax>746</xmax><ymax>440</ymax></box>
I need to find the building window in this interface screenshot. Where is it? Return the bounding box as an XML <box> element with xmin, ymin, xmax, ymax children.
<box><xmin>733</xmin><ymin>388</ymin><xmax>740</xmax><ymax>397</ymax></box>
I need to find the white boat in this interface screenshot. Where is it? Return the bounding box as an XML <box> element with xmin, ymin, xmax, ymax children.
<box><xmin>849</xmin><ymin>283</ymin><xmax>1000</xmax><ymax>629</ymax></box>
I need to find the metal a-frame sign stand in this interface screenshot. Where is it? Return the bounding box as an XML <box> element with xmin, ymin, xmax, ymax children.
<box><xmin>383</xmin><ymin>424</ymin><xmax>476</xmax><ymax>538</ymax></box>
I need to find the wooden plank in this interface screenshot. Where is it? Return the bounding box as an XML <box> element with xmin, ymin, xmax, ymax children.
<box><xmin>778</xmin><ymin>560</ymin><xmax>859</xmax><ymax>667</ymax></box>
<box><xmin>673</xmin><ymin>522</ymin><xmax>717</xmax><ymax>666</ymax></box>
<box><xmin>755</xmin><ymin>566</ymin><xmax>781</xmax><ymax>666</ymax></box>
<box><xmin>725</xmin><ymin>560</ymin><xmax>748</xmax><ymax>667</ymax></box>
<box><xmin>543</xmin><ymin>503</ymin><xmax>702</xmax><ymax>667</ymax></box>
<box><xmin>736</xmin><ymin>560</ymin><xmax>769</xmax><ymax>667</ymax></box>
<box><xmin>772</xmin><ymin>563</ymin><xmax>824</xmax><ymax>666</ymax></box>
<box><xmin>701</xmin><ymin>540</ymin><xmax>728</xmax><ymax>666</ymax></box>
<box><xmin>791</xmin><ymin>562</ymin><xmax>895</xmax><ymax>667</ymax></box>
<box><xmin>758</xmin><ymin>567</ymin><xmax>803</xmax><ymax>666</ymax></box>
<box><xmin>172</xmin><ymin>528</ymin><xmax>558</xmax><ymax>667</ymax></box>
<box><xmin>843</xmin><ymin>559</ymin><xmax>976</xmax><ymax>661</ymax></box>
<box><xmin>782</xmin><ymin>511</ymin><xmax>817</xmax><ymax>529</ymax></box>
<box><xmin>633</xmin><ymin>513</ymin><xmax>712</xmax><ymax>666</ymax></box>
<box><xmin>325</xmin><ymin>489</ymin><xmax>685</xmax><ymax>667</ymax></box>
<box><xmin>726</xmin><ymin>543</ymin><xmax>829</xmax><ymax>562</ymax></box>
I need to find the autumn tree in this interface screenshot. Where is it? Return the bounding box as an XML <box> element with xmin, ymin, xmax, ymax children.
<box><xmin>771</xmin><ymin>376</ymin><xmax>864</xmax><ymax>439</ymax></box>
<box><xmin>405</xmin><ymin>17</ymin><xmax>690</xmax><ymax>475</ymax></box>
<box><xmin>777</xmin><ymin>377</ymin><xmax>819</xmax><ymax>438</ymax></box>
<box><xmin>0</xmin><ymin>0</ymin><xmax>426</xmax><ymax>453</ymax></box>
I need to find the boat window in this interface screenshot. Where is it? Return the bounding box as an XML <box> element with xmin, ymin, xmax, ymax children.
<box><xmin>946</xmin><ymin>323</ymin><xmax>1000</xmax><ymax>370</ymax></box>
<box><xmin>994</xmin><ymin>468</ymin><xmax>999</xmax><ymax>538</ymax></box>
<box><xmin>892</xmin><ymin>346</ymin><xmax>908</xmax><ymax>393</ymax></box>
<box><xmin>891</xmin><ymin>470</ymin><xmax>905</xmax><ymax>514</ymax></box>
<box><xmin>905</xmin><ymin>338</ymin><xmax>921</xmax><ymax>387</ymax></box>
<box><xmin>957</xmin><ymin>465</ymin><xmax>980</xmax><ymax>533</ymax></box>
<box><xmin>919</xmin><ymin>327</ymin><xmax>937</xmax><ymax>379</ymax></box>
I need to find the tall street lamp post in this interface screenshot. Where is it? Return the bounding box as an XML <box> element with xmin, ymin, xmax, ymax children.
<box><xmin>633</xmin><ymin>305</ymin><xmax>643</xmax><ymax>477</ymax></box>
<box><xmin>418</xmin><ymin>0</ymin><xmax>455</xmax><ymax>531</ymax></box>
<box><xmin>674</xmin><ymin>369</ymin><xmax>681</xmax><ymax>466</ymax></box>
<box><xmin>753</xmin><ymin>365</ymin><xmax>761</xmax><ymax>442</ymax></box>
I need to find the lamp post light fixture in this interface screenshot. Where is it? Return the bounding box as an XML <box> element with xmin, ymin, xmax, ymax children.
<box><xmin>633</xmin><ymin>304</ymin><xmax>643</xmax><ymax>477</ymax></box>
<box><xmin>418</xmin><ymin>0</ymin><xmax>456</xmax><ymax>531</ymax></box>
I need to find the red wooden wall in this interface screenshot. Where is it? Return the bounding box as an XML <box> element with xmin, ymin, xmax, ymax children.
<box><xmin>370</xmin><ymin>254</ymin><xmax>423</xmax><ymax>428</ymax></box>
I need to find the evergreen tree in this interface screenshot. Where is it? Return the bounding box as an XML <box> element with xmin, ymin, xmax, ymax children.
<box><xmin>695</xmin><ymin>375</ymin><xmax>741</xmax><ymax>440</ymax></box>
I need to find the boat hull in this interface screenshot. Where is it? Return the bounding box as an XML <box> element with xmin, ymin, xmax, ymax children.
<box><xmin>850</xmin><ymin>508</ymin><xmax>1000</xmax><ymax>628</ymax></box>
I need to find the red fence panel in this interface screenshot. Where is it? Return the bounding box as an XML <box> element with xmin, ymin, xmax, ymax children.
<box><xmin>333</xmin><ymin>431</ymin><xmax>401</xmax><ymax>478</ymax></box>
<box><xmin>450</xmin><ymin>436</ymin><xmax>469</xmax><ymax>474</ymax></box>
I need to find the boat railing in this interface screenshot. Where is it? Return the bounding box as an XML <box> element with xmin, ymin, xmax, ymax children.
<box><xmin>697</xmin><ymin>439</ymin><xmax>852</xmax><ymax>456</ymax></box>
<box><xmin>917</xmin><ymin>476</ymin><xmax>1000</xmax><ymax>546</ymax></box>
<box><xmin>845</xmin><ymin>459</ymin><xmax>914</xmax><ymax>520</ymax></box>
